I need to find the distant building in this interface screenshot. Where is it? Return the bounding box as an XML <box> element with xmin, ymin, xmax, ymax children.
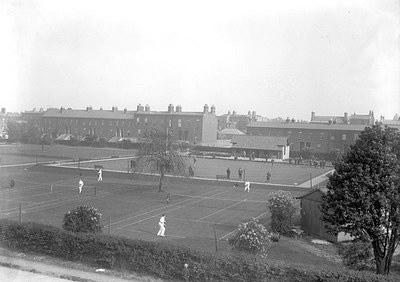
<box><xmin>217</xmin><ymin>110</ymin><xmax>262</xmax><ymax>133</ymax></box>
<box><xmin>247</xmin><ymin>121</ymin><xmax>368</xmax><ymax>156</ymax></box>
<box><xmin>39</xmin><ymin>104</ymin><xmax>217</xmax><ymax>144</ymax></box>
<box><xmin>218</xmin><ymin>127</ymin><xmax>244</xmax><ymax>139</ymax></box>
<box><xmin>310</xmin><ymin>111</ymin><xmax>374</xmax><ymax>125</ymax></box>
<box><xmin>231</xmin><ymin>135</ymin><xmax>290</xmax><ymax>160</ymax></box>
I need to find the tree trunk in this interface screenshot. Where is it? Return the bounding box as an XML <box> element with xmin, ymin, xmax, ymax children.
<box><xmin>372</xmin><ymin>237</ymin><xmax>397</xmax><ymax>275</ymax></box>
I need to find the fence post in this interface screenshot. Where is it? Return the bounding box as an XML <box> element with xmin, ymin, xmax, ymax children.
<box><xmin>310</xmin><ymin>173</ymin><xmax>312</xmax><ymax>189</ymax></box>
<box><xmin>94</xmin><ymin>186</ymin><xmax>97</xmax><ymax>196</ymax></box>
<box><xmin>213</xmin><ymin>225</ymin><xmax>218</xmax><ymax>253</ymax></box>
<box><xmin>19</xmin><ymin>204</ymin><xmax>22</xmax><ymax>223</ymax></box>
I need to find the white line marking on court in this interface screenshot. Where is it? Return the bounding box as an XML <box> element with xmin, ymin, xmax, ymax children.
<box><xmin>111</xmin><ymin>189</ymin><xmax>222</xmax><ymax>226</ymax></box>
<box><xmin>218</xmin><ymin>199</ymin><xmax>301</xmax><ymax>241</ymax></box>
<box><xmin>168</xmin><ymin>217</ymin><xmax>232</xmax><ymax>226</ymax></box>
<box><xmin>196</xmin><ymin>199</ymin><xmax>248</xmax><ymax>221</ymax></box>
<box><xmin>116</xmin><ymin>190</ymin><xmax>229</xmax><ymax>229</ymax></box>
<box><xmin>119</xmin><ymin>228</ymin><xmax>187</xmax><ymax>239</ymax></box>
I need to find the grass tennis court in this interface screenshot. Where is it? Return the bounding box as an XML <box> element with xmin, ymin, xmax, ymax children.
<box><xmin>1</xmin><ymin>144</ymin><xmax>334</xmax><ymax>264</ymax></box>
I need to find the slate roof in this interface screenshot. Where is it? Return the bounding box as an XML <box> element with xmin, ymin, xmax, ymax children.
<box><xmin>219</xmin><ymin>128</ymin><xmax>245</xmax><ymax>135</ymax></box>
<box><xmin>311</xmin><ymin>116</ymin><xmax>346</xmax><ymax>124</ymax></box>
<box><xmin>43</xmin><ymin>109</ymin><xmax>135</xmax><ymax>119</ymax></box>
<box><xmin>134</xmin><ymin>111</ymin><xmax>205</xmax><ymax>116</ymax></box>
<box><xmin>247</xmin><ymin>121</ymin><xmax>369</xmax><ymax>131</ymax></box>
<box><xmin>231</xmin><ymin>135</ymin><xmax>288</xmax><ymax>151</ymax></box>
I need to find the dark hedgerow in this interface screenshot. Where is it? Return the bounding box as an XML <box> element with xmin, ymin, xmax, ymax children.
<box><xmin>0</xmin><ymin>219</ymin><xmax>396</xmax><ymax>282</ymax></box>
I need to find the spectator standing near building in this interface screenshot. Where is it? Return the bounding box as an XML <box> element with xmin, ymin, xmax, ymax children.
<box><xmin>157</xmin><ymin>214</ymin><xmax>166</xmax><ymax>236</ymax></box>
<box><xmin>266</xmin><ymin>171</ymin><xmax>271</xmax><ymax>183</ymax></box>
<box><xmin>10</xmin><ymin>179</ymin><xmax>15</xmax><ymax>189</ymax></box>
<box><xmin>238</xmin><ymin>168</ymin><xmax>243</xmax><ymax>180</ymax></box>
<box><xmin>226</xmin><ymin>168</ymin><xmax>231</xmax><ymax>179</ymax></box>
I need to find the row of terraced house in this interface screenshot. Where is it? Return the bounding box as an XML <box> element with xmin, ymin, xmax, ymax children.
<box><xmin>4</xmin><ymin>105</ymin><xmax>399</xmax><ymax>160</ymax></box>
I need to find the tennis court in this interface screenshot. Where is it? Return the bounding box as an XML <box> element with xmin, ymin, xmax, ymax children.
<box><xmin>0</xmin><ymin>162</ymin><xmax>309</xmax><ymax>253</ymax></box>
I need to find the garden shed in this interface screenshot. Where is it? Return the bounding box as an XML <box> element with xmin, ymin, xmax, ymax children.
<box><xmin>297</xmin><ymin>187</ymin><xmax>353</xmax><ymax>243</ymax></box>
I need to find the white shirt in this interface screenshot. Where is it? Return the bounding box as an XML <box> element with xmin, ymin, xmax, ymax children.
<box><xmin>79</xmin><ymin>179</ymin><xmax>84</xmax><ymax>186</ymax></box>
<box><xmin>159</xmin><ymin>216</ymin><xmax>166</xmax><ymax>224</ymax></box>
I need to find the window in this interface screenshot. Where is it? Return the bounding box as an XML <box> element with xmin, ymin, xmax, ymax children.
<box><xmin>342</xmin><ymin>134</ymin><xmax>346</xmax><ymax>141</ymax></box>
<box><xmin>169</xmin><ymin>119</ymin><xmax>172</xmax><ymax>127</ymax></box>
<box><xmin>101</xmin><ymin>120</ymin><xmax>104</xmax><ymax>126</ymax></box>
<box><xmin>137</xmin><ymin>129</ymin><xmax>141</xmax><ymax>135</ymax></box>
<box><xmin>300</xmin><ymin>142</ymin><xmax>305</xmax><ymax>150</ymax></box>
<box><xmin>116</xmin><ymin>121</ymin><xmax>119</xmax><ymax>126</ymax></box>
<box><xmin>109</xmin><ymin>121</ymin><xmax>112</xmax><ymax>126</ymax></box>
<box><xmin>144</xmin><ymin>118</ymin><xmax>148</xmax><ymax>125</ymax></box>
<box><xmin>306</xmin><ymin>142</ymin><xmax>311</xmax><ymax>148</ymax></box>
<box><xmin>178</xmin><ymin>119</ymin><xmax>182</xmax><ymax>127</ymax></box>
<box><xmin>298</xmin><ymin>132</ymin><xmax>302</xmax><ymax>139</ymax></box>
<box><xmin>320</xmin><ymin>133</ymin><xmax>324</xmax><ymax>140</ymax></box>
<box><xmin>136</xmin><ymin>117</ymin><xmax>140</xmax><ymax>125</ymax></box>
<box><xmin>330</xmin><ymin>133</ymin><xmax>335</xmax><ymax>140</ymax></box>
<box><xmin>354</xmin><ymin>134</ymin><xmax>359</xmax><ymax>141</ymax></box>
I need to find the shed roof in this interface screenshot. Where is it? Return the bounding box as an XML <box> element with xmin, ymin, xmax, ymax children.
<box><xmin>231</xmin><ymin>135</ymin><xmax>288</xmax><ymax>151</ymax></box>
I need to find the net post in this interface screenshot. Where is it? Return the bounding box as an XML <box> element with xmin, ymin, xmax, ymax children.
<box><xmin>50</xmin><ymin>185</ymin><xmax>53</xmax><ymax>193</ymax></box>
<box><xmin>310</xmin><ymin>173</ymin><xmax>312</xmax><ymax>189</ymax></box>
<box><xmin>94</xmin><ymin>186</ymin><xmax>97</xmax><ymax>196</ymax></box>
<box><xmin>19</xmin><ymin>204</ymin><xmax>22</xmax><ymax>223</ymax></box>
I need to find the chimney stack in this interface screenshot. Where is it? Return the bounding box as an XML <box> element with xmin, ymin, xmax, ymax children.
<box><xmin>210</xmin><ymin>105</ymin><xmax>216</xmax><ymax>114</ymax></box>
<box><xmin>168</xmin><ymin>104</ymin><xmax>174</xmax><ymax>113</ymax></box>
<box><xmin>311</xmin><ymin>111</ymin><xmax>315</xmax><ymax>121</ymax></box>
<box><xmin>145</xmin><ymin>104</ymin><xmax>150</xmax><ymax>111</ymax></box>
<box><xmin>203</xmin><ymin>104</ymin><xmax>209</xmax><ymax>113</ymax></box>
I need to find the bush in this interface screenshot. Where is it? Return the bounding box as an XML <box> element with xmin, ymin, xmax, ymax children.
<box><xmin>62</xmin><ymin>205</ymin><xmax>102</xmax><ymax>233</ymax></box>
<box><xmin>338</xmin><ymin>240</ymin><xmax>374</xmax><ymax>271</ymax></box>
<box><xmin>0</xmin><ymin>219</ymin><xmax>396</xmax><ymax>282</ymax></box>
<box><xmin>268</xmin><ymin>191</ymin><xmax>296</xmax><ymax>234</ymax></box>
<box><xmin>228</xmin><ymin>218</ymin><xmax>271</xmax><ymax>257</ymax></box>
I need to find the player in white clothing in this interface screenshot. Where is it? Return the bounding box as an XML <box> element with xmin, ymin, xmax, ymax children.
<box><xmin>157</xmin><ymin>214</ymin><xmax>166</xmax><ymax>236</ymax></box>
<box><xmin>97</xmin><ymin>169</ymin><xmax>103</xmax><ymax>181</ymax></box>
<box><xmin>78</xmin><ymin>179</ymin><xmax>84</xmax><ymax>194</ymax></box>
<box><xmin>244</xmin><ymin>180</ymin><xmax>250</xmax><ymax>192</ymax></box>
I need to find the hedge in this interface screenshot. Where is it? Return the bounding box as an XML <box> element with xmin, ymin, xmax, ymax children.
<box><xmin>0</xmin><ymin>219</ymin><xmax>396</xmax><ymax>282</ymax></box>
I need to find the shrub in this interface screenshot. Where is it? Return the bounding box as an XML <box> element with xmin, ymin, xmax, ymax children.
<box><xmin>62</xmin><ymin>205</ymin><xmax>102</xmax><ymax>233</ymax></box>
<box><xmin>268</xmin><ymin>191</ymin><xmax>296</xmax><ymax>234</ymax></box>
<box><xmin>228</xmin><ymin>218</ymin><xmax>271</xmax><ymax>257</ymax></box>
<box><xmin>0</xmin><ymin>219</ymin><xmax>396</xmax><ymax>282</ymax></box>
<box><xmin>338</xmin><ymin>240</ymin><xmax>374</xmax><ymax>271</ymax></box>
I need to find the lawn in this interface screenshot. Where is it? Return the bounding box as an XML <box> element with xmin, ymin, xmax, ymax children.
<box><xmin>0</xmin><ymin>144</ymin><xmax>338</xmax><ymax>267</ymax></box>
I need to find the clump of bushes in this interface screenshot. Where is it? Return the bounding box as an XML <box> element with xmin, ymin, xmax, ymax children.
<box><xmin>338</xmin><ymin>240</ymin><xmax>374</xmax><ymax>271</ymax></box>
<box><xmin>0</xmin><ymin>219</ymin><xmax>396</xmax><ymax>282</ymax></box>
<box><xmin>228</xmin><ymin>218</ymin><xmax>271</xmax><ymax>257</ymax></box>
<box><xmin>62</xmin><ymin>205</ymin><xmax>102</xmax><ymax>233</ymax></box>
<box><xmin>268</xmin><ymin>191</ymin><xmax>296</xmax><ymax>234</ymax></box>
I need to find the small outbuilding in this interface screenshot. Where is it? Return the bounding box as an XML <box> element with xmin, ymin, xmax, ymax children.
<box><xmin>297</xmin><ymin>187</ymin><xmax>353</xmax><ymax>243</ymax></box>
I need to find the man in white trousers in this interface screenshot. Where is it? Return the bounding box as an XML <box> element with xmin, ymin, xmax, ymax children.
<box><xmin>78</xmin><ymin>178</ymin><xmax>84</xmax><ymax>194</ymax></box>
<box><xmin>98</xmin><ymin>169</ymin><xmax>103</xmax><ymax>181</ymax></box>
<box><xmin>157</xmin><ymin>214</ymin><xmax>166</xmax><ymax>236</ymax></box>
<box><xmin>244</xmin><ymin>180</ymin><xmax>250</xmax><ymax>192</ymax></box>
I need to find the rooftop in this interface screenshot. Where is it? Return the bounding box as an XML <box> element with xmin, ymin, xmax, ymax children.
<box><xmin>231</xmin><ymin>135</ymin><xmax>288</xmax><ymax>151</ymax></box>
<box><xmin>247</xmin><ymin>121</ymin><xmax>369</xmax><ymax>131</ymax></box>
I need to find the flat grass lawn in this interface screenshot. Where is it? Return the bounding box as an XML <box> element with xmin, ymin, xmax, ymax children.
<box><xmin>0</xmin><ymin>145</ymin><xmax>338</xmax><ymax>267</ymax></box>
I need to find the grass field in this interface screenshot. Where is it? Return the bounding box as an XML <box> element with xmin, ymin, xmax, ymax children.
<box><xmin>0</xmin><ymin>144</ymin><xmax>338</xmax><ymax>266</ymax></box>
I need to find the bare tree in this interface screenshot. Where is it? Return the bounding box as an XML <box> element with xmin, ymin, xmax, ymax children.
<box><xmin>134</xmin><ymin>131</ymin><xmax>188</xmax><ymax>192</ymax></box>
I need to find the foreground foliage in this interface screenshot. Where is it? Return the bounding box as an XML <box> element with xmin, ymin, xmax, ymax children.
<box><xmin>0</xmin><ymin>219</ymin><xmax>396</xmax><ymax>282</ymax></box>
<box><xmin>321</xmin><ymin>125</ymin><xmax>400</xmax><ymax>275</ymax></box>
<box><xmin>62</xmin><ymin>205</ymin><xmax>102</xmax><ymax>233</ymax></box>
<box><xmin>228</xmin><ymin>218</ymin><xmax>271</xmax><ymax>257</ymax></box>
<box><xmin>268</xmin><ymin>191</ymin><xmax>297</xmax><ymax>234</ymax></box>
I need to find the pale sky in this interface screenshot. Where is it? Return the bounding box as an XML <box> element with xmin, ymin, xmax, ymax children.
<box><xmin>1</xmin><ymin>0</ymin><xmax>399</xmax><ymax>120</ymax></box>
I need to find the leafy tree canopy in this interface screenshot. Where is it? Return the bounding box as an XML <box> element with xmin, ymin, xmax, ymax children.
<box><xmin>320</xmin><ymin>125</ymin><xmax>400</xmax><ymax>275</ymax></box>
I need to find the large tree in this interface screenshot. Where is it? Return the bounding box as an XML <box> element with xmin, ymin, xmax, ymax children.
<box><xmin>321</xmin><ymin>125</ymin><xmax>400</xmax><ymax>275</ymax></box>
<box><xmin>133</xmin><ymin>131</ymin><xmax>188</xmax><ymax>192</ymax></box>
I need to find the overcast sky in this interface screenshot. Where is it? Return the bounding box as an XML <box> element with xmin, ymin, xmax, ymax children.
<box><xmin>1</xmin><ymin>0</ymin><xmax>399</xmax><ymax>120</ymax></box>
